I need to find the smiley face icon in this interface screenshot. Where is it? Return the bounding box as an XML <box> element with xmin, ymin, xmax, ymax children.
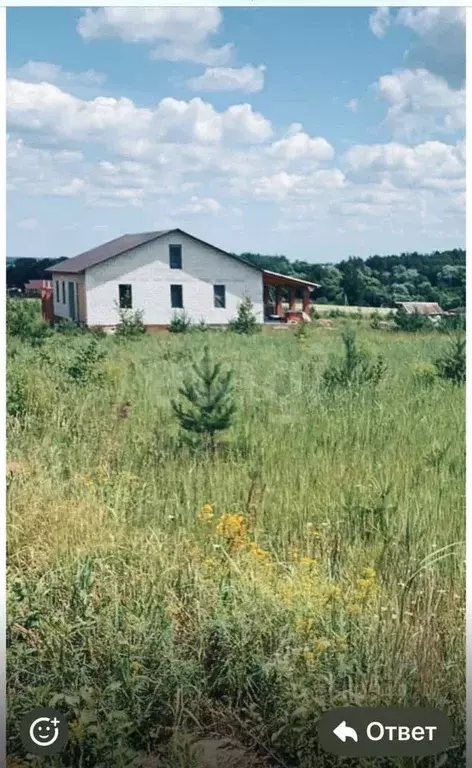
<box><xmin>30</xmin><ymin>716</ymin><xmax>60</xmax><ymax>747</ymax></box>
<box><xmin>20</xmin><ymin>707</ymin><xmax>68</xmax><ymax>756</ymax></box>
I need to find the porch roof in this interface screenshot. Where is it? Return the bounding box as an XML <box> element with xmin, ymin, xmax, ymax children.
<box><xmin>262</xmin><ymin>270</ymin><xmax>320</xmax><ymax>289</ymax></box>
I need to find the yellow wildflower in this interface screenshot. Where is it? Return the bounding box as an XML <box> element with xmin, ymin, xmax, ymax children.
<box><xmin>326</xmin><ymin>584</ymin><xmax>342</xmax><ymax>602</ymax></box>
<box><xmin>248</xmin><ymin>542</ymin><xmax>271</xmax><ymax>562</ymax></box>
<box><xmin>130</xmin><ymin>661</ymin><xmax>142</xmax><ymax>675</ymax></box>
<box><xmin>215</xmin><ymin>513</ymin><xmax>248</xmax><ymax>550</ymax></box>
<box><xmin>198</xmin><ymin>503</ymin><xmax>214</xmax><ymax>522</ymax></box>
<box><xmin>295</xmin><ymin>617</ymin><xmax>315</xmax><ymax>635</ymax></box>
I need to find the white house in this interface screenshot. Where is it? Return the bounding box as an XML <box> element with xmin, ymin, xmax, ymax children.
<box><xmin>48</xmin><ymin>228</ymin><xmax>319</xmax><ymax>329</ymax></box>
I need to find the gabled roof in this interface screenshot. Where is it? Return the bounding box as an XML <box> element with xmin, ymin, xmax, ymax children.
<box><xmin>48</xmin><ymin>228</ymin><xmax>262</xmax><ymax>275</ymax></box>
<box><xmin>395</xmin><ymin>301</ymin><xmax>445</xmax><ymax>316</ymax></box>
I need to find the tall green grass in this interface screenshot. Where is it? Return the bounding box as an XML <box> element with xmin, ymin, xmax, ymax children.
<box><xmin>7</xmin><ymin>325</ymin><xmax>465</xmax><ymax>767</ymax></box>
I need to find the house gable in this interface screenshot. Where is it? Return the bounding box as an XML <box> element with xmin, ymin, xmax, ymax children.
<box><xmin>83</xmin><ymin>229</ymin><xmax>264</xmax><ymax>327</ymax></box>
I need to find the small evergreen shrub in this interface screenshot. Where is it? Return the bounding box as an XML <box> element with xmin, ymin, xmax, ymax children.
<box><xmin>171</xmin><ymin>345</ymin><xmax>236</xmax><ymax>452</ymax></box>
<box><xmin>322</xmin><ymin>328</ymin><xmax>386</xmax><ymax>392</ymax></box>
<box><xmin>229</xmin><ymin>297</ymin><xmax>260</xmax><ymax>334</ymax></box>
<box><xmin>294</xmin><ymin>318</ymin><xmax>308</xmax><ymax>341</ymax></box>
<box><xmin>435</xmin><ymin>335</ymin><xmax>465</xmax><ymax>384</ymax></box>
<box><xmin>64</xmin><ymin>339</ymin><xmax>107</xmax><ymax>385</ymax></box>
<box><xmin>309</xmin><ymin>306</ymin><xmax>320</xmax><ymax>320</ymax></box>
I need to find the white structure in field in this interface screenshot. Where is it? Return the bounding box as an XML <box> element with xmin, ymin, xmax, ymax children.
<box><xmin>49</xmin><ymin>228</ymin><xmax>318</xmax><ymax>329</ymax></box>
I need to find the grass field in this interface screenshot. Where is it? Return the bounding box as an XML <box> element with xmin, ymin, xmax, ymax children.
<box><xmin>7</xmin><ymin>321</ymin><xmax>465</xmax><ymax>767</ymax></box>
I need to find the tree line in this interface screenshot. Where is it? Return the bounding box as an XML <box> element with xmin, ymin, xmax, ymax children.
<box><xmin>7</xmin><ymin>248</ymin><xmax>465</xmax><ymax>310</ymax></box>
<box><xmin>240</xmin><ymin>248</ymin><xmax>465</xmax><ymax>309</ymax></box>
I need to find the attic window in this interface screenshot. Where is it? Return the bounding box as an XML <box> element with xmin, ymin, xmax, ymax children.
<box><xmin>119</xmin><ymin>284</ymin><xmax>132</xmax><ymax>309</ymax></box>
<box><xmin>169</xmin><ymin>244</ymin><xmax>182</xmax><ymax>269</ymax></box>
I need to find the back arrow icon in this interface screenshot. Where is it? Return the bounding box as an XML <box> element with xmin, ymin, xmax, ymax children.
<box><xmin>333</xmin><ymin>721</ymin><xmax>358</xmax><ymax>743</ymax></box>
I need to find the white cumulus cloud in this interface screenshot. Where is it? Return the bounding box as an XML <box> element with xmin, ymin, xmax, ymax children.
<box><xmin>375</xmin><ymin>68</ymin><xmax>465</xmax><ymax>140</ymax></box>
<box><xmin>369</xmin><ymin>7</ymin><xmax>391</xmax><ymax>38</ymax></box>
<box><xmin>77</xmin><ymin>7</ymin><xmax>233</xmax><ymax>65</ymax></box>
<box><xmin>7</xmin><ymin>79</ymin><xmax>273</xmax><ymax>154</ymax></box>
<box><xmin>10</xmin><ymin>60</ymin><xmax>106</xmax><ymax>86</ymax></box>
<box><xmin>187</xmin><ymin>65</ymin><xmax>266</xmax><ymax>93</ymax></box>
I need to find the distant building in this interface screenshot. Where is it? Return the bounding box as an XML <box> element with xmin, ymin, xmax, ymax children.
<box><xmin>24</xmin><ymin>279</ymin><xmax>53</xmax><ymax>295</ymax></box>
<box><xmin>395</xmin><ymin>302</ymin><xmax>446</xmax><ymax>317</ymax></box>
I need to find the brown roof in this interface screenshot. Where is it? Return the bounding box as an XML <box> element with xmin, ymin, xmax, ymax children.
<box><xmin>48</xmin><ymin>231</ymin><xmax>169</xmax><ymax>274</ymax></box>
<box><xmin>396</xmin><ymin>302</ymin><xmax>445</xmax><ymax>316</ymax></box>
<box><xmin>47</xmin><ymin>229</ymin><xmax>263</xmax><ymax>276</ymax></box>
<box><xmin>263</xmin><ymin>270</ymin><xmax>320</xmax><ymax>289</ymax></box>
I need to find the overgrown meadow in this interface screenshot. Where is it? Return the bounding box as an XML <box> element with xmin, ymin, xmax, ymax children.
<box><xmin>7</xmin><ymin>307</ymin><xmax>465</xmax><ymax>767</ymax></box>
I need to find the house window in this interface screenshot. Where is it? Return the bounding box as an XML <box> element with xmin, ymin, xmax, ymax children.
<box><xmin>169</xmin><ymin>244</ymin><xmax>182</xmax><ymax>269</ymax></box>
<box><xmin>62</xmin><ymin>281</ymin><xmax>66</xmax><ymax>304</ymax></box>
<box><xmin>214</xmin><ymin>285</ymin><xmax>226</xmax><ymax>308</ymax></box>
<box><xmin>119</xmin><ymin>284</ymin><xmax>132</xmax><ymax>309</ymax></box>
<box><xmin>55</xmin><ymin>280</ymin><xmax>60</xmax><ymax>302</ymax></box>
<box><xmin>170</xmin><ymin>284</ymin><xmax>183</xmax><ymax>309</ymax></box>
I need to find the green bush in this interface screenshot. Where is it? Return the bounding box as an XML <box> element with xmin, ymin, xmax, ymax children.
<box><xmin>7</xmin><ymin>299</ymin><xmax>52</xmax><ymax>345</ymax></box>
<box><xmin>169</xmin><ymin>311</ymin><xmax>191</xmax><ymax>333</ymax></box>
<box><xmin>435</xmin><ymin>335</ymin><xmax>465</xmax><ymax>384</ymax></box>
<box><xmin>229</xmin><ymin>296</ymin><xmax>260</xmax><ymax>334</ymax></box>
<box><xmin>370</xmin><ymin>311</ymin><xmax>381</xmax><ymax>329</ymax></box>
<box><xmin>412</xmin><ymin>361</ymin><xmax>437</xmax><ymax>387</ymax></box>
<box><xmin>54</xmin><ymin>318</ymin><xmax>85</xmax><ymax>335</ymax></box>
<box><xmin>64</xmin><ymin>339</ymin><xmax>107</xmax><ymax>386</ymax></box>
<box><xmin>322</xmin><ymin>328</ymin><xmax>387</xmax><ymax>391</ymax></box>
<box><xmin>294</xmin><ymin>318</ymin><xmax>309</xmax><ymax>341</ymax></box>
<box><xmin>394</xmin><ymin>308</ymin><xmax>430</xmax><ymax>332</ymax></box>
<box><xmin>115</xmin><ymin>307</ymin><xmax>147</xmax><ymax>339</ymax></box>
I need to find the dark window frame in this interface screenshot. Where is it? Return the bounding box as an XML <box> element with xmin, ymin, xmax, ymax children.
<box><xmin>119</xmin><ymin>284</ymin><xmax>133</xmax><ymax>309</ymax></box>
<box><xmin>214</xmin><ymin>284</ymin><xmax>226</xmax><ymax>309</ymax></box>
<box><xmin>169</xmin><ymin>244</ymin><xmax>182</xmax><ymax>269</ymax></box>
<box><xmin>62</xmin><ymin>281</ymin><xmax>66</xmax><ymax>304</ymax></box>
<box><xmin>170</xmin><ymin>284</ymin><xmax>183</xmax><ymax>309</ymax></box>
<box><xmin>55</xmin><ymin>280</ymin><xmax>60</xmax><ymax>302</ymax></box>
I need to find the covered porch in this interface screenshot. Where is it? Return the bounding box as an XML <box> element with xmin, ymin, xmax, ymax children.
<box><xmin>262</xmin><ymin>270</ymin><xmax>320</xmax><ymax>323</ymax></box>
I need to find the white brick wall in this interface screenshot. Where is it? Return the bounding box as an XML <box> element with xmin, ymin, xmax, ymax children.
<box><xmin>84</xmin><ymin>232</ymin><xmax>264</xmax><ymax>326</ymax></box>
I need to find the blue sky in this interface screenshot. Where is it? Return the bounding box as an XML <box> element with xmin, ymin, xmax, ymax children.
<box><xmin>7</xmin><ymin>7</ymin><xmax>465</xmax><ymax>262</ymax></box>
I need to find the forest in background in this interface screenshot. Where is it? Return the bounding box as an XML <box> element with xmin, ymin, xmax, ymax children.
<box><xmin>241</xmin><ymin>249</ymin><xmax>465</xmax><ymax>309</ymax></box>
<box><xmin>7</xmin><ymin>248</ymin><xmax>466</xmax><ymax>309</ymax></box>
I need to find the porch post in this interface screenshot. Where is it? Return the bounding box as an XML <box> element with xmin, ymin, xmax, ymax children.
<box><xmin>303</xmin><ymin>286</ymin><xmax>310</xmax><ymax>315</ymax></box>
<box><xmin>263</xmin><ymin>283</ymin><xmax>270</xmax><ymax>313</ymax></box>
<box><xmin>289</xmin><ymin>285</ymin><xmax>296</xmax><ymax>310</ymax></box>
<box><xmin>275</xmin><ymin>287</ymin><xmax>283</xmax><ymax>317</ymax></box>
